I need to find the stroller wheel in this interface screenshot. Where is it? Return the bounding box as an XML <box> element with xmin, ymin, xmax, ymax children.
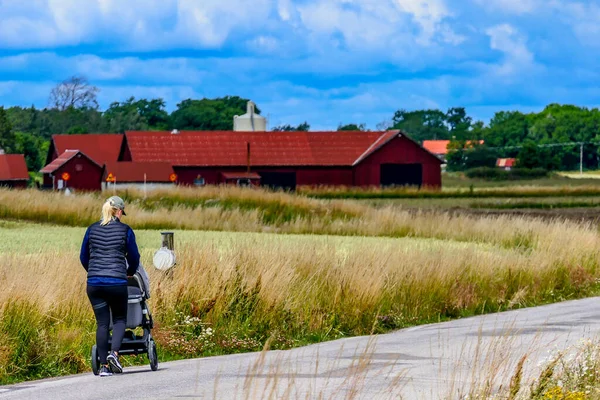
<box><xmin>148</xmin><ymin>339</ymin><xmax>158</xmax><ymax>371</ymax></box>
<box><xmin>91</xmin><ymin>345</ymin><xmax>100</xmax><ymax>376</ymax></box>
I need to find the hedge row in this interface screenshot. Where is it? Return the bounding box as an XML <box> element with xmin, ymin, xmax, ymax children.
<box><xmin>465</xmin><ymin>167</ymin><xmax>549</xmax><ymax>181</ymax></box>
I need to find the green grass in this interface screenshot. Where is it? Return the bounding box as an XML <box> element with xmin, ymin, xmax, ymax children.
<box><xmin>0</xmin><ymin>220</ymin><xmax>490</xmax><ymax>255</ymax></box>
<box><xmin>442</xmin><ymin>172</ymin><xmax>600</xmax><ymax>188</ymax></box>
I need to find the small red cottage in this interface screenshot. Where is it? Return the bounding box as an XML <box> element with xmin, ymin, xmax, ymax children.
<box><xmin>497</xmin><ymin>158</ymin><xmax>517</xmax><ymax>171</ymax></box>
<box><xmin>0</xmin><ymin>154</ymin><xmax>29</xmax><ymax>188</ymax></box>
<box><xmin>40</xmin><ymin>150</ymin><xmax>104</xmax><ymax>191</ymax></box>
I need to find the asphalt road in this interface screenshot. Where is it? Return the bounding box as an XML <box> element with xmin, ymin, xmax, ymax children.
<box><xmin>2</xmin><ymin>297</ymin><xmax>599</xmax><ymax>400</ymax></box>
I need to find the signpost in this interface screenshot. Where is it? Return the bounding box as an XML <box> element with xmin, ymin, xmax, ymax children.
<box><xmin>106</xmin><ymin>173</ymin><xmax>116</xmax><ymax>193</ymax></box>
<box><xmin>60</xmin><ymin>172</ymin><xmax>70</xmax><ymax>190</ymax></box>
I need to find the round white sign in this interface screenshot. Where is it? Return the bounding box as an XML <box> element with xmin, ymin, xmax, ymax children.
<box><xmin>153</xmin><ymin>247</ymin><xmax>176</xmax><ymax>271</ymax></box>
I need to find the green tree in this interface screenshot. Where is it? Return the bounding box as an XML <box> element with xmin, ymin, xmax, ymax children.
<box><xmin>446</xmin><ymin>107</ymin><xmax>472</xmax><ymax>140</ymax></box>
<box><xmin>171</xmin><ymin>96</ymin><xmax>259</xmax><ymax>130</ymax></box>
<box><xmin>272</xmin><ymin>122</ymin><xmax>310</xmax><ymax>131</ymax></box>
<box><xmin>104</xmin><ymin>97</ymin><xmax>149</xmax><ymax>133</ymax></box>
<box><xmin>446</xmin><ymin>141</ymin><xmax>497</xmax><ymax>171</ymax></box>
<box><xmin>0</xmin><ymin>107</ymin><xmax>15</xmax><ymax>153</ymax></box>
<box><xmin>391</xmin><ymin>109</ymin><xmax>449</xmax><ymax>142</ymax></box>
<box><xmin>337</xmin><ymin>123</ymin><xmax>366</xmax><ymax>131</ymax></box>
<box><xmin>137</xmin><ymin>98</ymin><xmax>169</xmax><ymax>129</ymax></box>
<box><xmin>13</xmin><ymin>132</ymin><xmax>47</xmax><ymax>171</ymax></box>
<box><xmin>483</xmin><ymin>111</ymin><xmax>530</xmax><ymax>148</ymax></box>
<box><xmin>463</xmin><ymin>146</ymin><xmax>498</xmax><ymax>170</ymax></box>
<box><xmin>105</xmin><ymin>97</ymin><xmax>169</xmax><ymax>132</ymax></box>
<box><xmin>517</xmin><ymin>141</ymin><xmax>560</xmax><ymax>170</ymax></box>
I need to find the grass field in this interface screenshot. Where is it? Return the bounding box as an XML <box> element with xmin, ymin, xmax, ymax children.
<box><xmin>2</xmin><ymin>183</ymin><xmax>600</xmax><ymax>386</ymax></box>
<box><xmin>442</xmin><ymin>172</ymin><xmax>600</xmax><ymax>188</ymax></box>
<box><xmin>2</xmin><ymin>185</ymin><xmax>600</xmax><ymax>389</ymax></box>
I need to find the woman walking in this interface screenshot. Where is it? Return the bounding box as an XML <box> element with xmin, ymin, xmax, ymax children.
<box><xmin>80</xmin><ymin>196</ymin><xmax>140</xmax><ymax>376</ymax></box>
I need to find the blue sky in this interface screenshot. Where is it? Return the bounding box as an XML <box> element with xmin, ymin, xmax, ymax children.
<box><xmin>0</xmin><ymin>0</ymin><xmax>599</xmax><ymax>130</ymax></box>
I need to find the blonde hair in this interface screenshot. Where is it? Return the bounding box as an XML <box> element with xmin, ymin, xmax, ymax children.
<box><xmin>100</xmin><ymin>200</ymin><xmax>119</xmax><ymax>226</ymax></box>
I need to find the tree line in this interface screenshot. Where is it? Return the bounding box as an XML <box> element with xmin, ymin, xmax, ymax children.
<box><xmin>1</xmin><ymin>76</ymin><xmax>600</xmax><ymax>173</ymax></box>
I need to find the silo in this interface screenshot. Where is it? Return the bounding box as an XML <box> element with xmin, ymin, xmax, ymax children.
<box><xmin>233</xmin><ymin>101</ymin><xmax>267</xmax><ymax>131</ymax></box>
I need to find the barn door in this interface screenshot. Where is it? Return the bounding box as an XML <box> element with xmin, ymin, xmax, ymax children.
<box><xmin>380</xmin><ymin>164</ymin><xmax>423</xmax><ymax>187</ymax></box>
<box><xmin>259</xmin><ymin>172</ymin><xmax>297</xmax><ymax>191</ymax></box>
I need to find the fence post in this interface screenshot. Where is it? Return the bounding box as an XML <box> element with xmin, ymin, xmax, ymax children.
<box><xmin>161</xmin><ymin>232</ymin><xmax>174</xmax><ymax>251</ymax></box>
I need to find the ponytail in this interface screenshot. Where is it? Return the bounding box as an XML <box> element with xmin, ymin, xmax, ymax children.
<box><xmin>100</xmin><ymin>200</ymin><xmax>118</xmax><ymax>226</ymax></box>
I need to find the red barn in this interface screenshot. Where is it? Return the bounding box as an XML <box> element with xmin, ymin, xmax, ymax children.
<box><xmin>41</xmin><ymin>130</ymin><xmax>442</xmax><ymax>191</ymax></box>
<box><xmin>121</xmin><ymin>130</ymin><xmax>442</xmax><ymax>189</ymax></box>
<box><xmin>0</xmin><ymin>154</ymin><xmax>29</xmax><ymax>188</ymax></box>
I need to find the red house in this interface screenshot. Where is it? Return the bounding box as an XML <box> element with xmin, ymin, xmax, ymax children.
<box><xmin>40</xmin><ymin>150</ymin><xmax>104</xmax><ymax>191</ymax></box>
<box><xmin>0</xmin><ymin>154</ymin><xmax>29</xmax><ymax>188</ymax></box>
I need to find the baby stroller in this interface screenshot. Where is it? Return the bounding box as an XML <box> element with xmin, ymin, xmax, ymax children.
<box><xmin>91</xmin><ymin>264</ymin><xmax>158</xmax><ymax>374</ymax></box>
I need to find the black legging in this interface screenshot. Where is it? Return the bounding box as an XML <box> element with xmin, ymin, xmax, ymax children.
<box><xmin>87</xmin><ymin>285</ymin><xmax>128</xmax><ymax>364</ymax></box>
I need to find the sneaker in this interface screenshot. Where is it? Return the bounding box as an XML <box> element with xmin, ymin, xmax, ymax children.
<box><xmin>99</xmin><ymin>365</ymin><xmax>113</xmax><ymax>377</ymax></box>
<box><xmin>107</xmin><ymin>351</ymin><xmax>123</xmax><ymax>374</ymax></box>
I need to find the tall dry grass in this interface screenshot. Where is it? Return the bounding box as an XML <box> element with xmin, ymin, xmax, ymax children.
<box><xmin>0</xmin><ymin>188</ymin><xmax>598</xmax><ymax>253</ymax></box>
<box><xmin>1</xmin><ymin>218</ymin><xmax>600</xmax><ymax>384</ymax></box>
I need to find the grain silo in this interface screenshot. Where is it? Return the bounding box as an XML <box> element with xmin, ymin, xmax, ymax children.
<box><xmin>233</xmin><ymin>101</ymin><xmax>267</xmax><ymax>131</ymax></box>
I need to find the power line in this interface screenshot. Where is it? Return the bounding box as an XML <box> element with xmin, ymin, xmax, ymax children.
<box><xmin>486</xmin><ymin>141</ymin><xmax>600</xmax><ymax>150</ymax></box>
<box><xmin>452</xmin><ymin>141</ymin><xmax>600</xmax><ymax>175</ymax></box>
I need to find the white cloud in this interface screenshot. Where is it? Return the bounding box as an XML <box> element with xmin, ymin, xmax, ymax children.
<box><xmin>485</xmin><ymin>24</ymin><xmax>535</xmax><ymax>77</ymax></box>
<box><xmin>297</xmin><ymin>1</ymin><xmax>393</xmax><ymax>49</ymax></box>
<box><xmin>2</xmin><ymin>0</ymin><xmax>600</xmax><ymax>131</ymax></box>
<box><xmin>0</xmin><ymin>0</ymin><xmax>271</xmax><ymax>49</ymax></box>
<box><xmin>277</xmin><ymin>0</ymin><xmax>293</xmax><ymax>21</ymax></box>
<box><xmin>296</xmin><ymin>0</ymin><xmax>460</xmax><ymax>53</ymax></box>
<box><xmin>439</xmin><ymin>24</ymin><xmax>466</xmax><ymax>45</ymax></box>
<box><xmin>555</xmin><ymin>2</ymin><xmax>600</xmax><ymax>48</ymax></box>
<box><xmin>247</xmin><ymin>36</ymin><xmax>280</xmax><ymax>53</ymax></box>
<box><xmin>393</xmin><ymin>0</ymin><xmax>452</xmax><ymax>44</ymax></box>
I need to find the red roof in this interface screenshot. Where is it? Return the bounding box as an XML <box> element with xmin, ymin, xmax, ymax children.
<box><xmin>40</xmin><ymin>150</ymin><xmax>101</xmax><ymax>174</ymax></box>
<box><xmin>423</xmin><ymin>140</ymin><xmax>451</xmax><ymax>155</ymax></box>
<box><xmin>497</xmin><ymin>158</ymin><xmax>517</xmax><ymax>168</ymax></box>
<box><xmin>0</xmin><ymin>154</ymin><xmax>29</xmax><ymax>181</ymax></box>
<box><xmin>124</xmin><ymin>130</ymin><xmax>405</xmax><ymax>166</ymax></box>
<box><xmin>103</xmin><ymin>162</ymin><xmax>174</xmax><ymax>183</ymax></box>
<box><xmin>52</xmin><ymin>134</ymin><xmax>123</xmax><ymax>164</ymax></box>
<box><xmin>423</xmin><ymin>140</ymin><xmax>485</xmax><ymax>155</ymax></box>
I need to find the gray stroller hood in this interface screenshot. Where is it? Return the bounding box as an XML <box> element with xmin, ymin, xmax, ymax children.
<box><xmin>132</xmin><ymin>263</ymin><xmax>151</xmax><ymax>299</ymax></box>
